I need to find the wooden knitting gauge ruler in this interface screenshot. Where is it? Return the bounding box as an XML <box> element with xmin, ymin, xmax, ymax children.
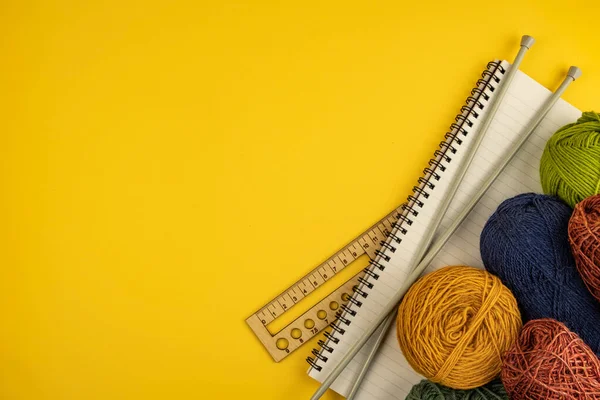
<box><xmin>246</xmin><ymin>205</ymin><xmax>402</xmax><ymax>361</ymax></box>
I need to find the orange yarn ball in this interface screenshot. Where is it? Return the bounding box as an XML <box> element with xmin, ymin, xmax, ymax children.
<box><xmin>502</xmin><ymin>319</ymin><xmax>600</xmax><ymax>399</ymax></box>
<box><xmin>397</xmin><ymin>266</ymin><xmax>522</xmax><ymax>390</ymax></box>
<box><xmin>569</xmin><ymin>194</ymin><xmax>600</xmax><ymax>302</ymax></box>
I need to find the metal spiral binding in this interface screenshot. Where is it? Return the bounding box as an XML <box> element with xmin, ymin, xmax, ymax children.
<box><xmin>388</xmin><ymin>232</ymin><xmax>402</xmax><ymax>244</ymax></box>
<box><xmin>417</xmin><ymin>177</ymin><xmax>435</xmax><ymax>189</ymax></box>
<box><xmin>407</xmin><ymin>194</ymin><xmax>424</xmax><ymax>208</ymax></box>
<box><xmin>438</xmin><ymin>142</ymin><xmax>456</xmax><ymax>155</ymax></box>
<box><xmin>323</xmin><ymin>331</ymin><xmax>339</xmax><ymax>344</ymax></box>
<box><xmin>362</xmin><ymin>267</ymin><xmax>380</xmax><ymax>280</ymax></box>
<box><xmin>346</xmin><ymin>295</ymin><xmax>362</xmax><ymax>307</ymax></box>
<box><xmin>329</xmin><ymin>322</ymin><xmax>346</xmax><ymax>334</ymax></box>
<box><xmin>357</xmin><ymin>276</ymin><xmax>374</xmax><ymax>289</ymax></box>
<box><xmin>380</xmin><ymin>241</ymin><xmax>396</xmax><ymax>252</ymax></box>
<box><xmin>402</xmin><ymin>203</ymin><xmax>420</xmax><ymax>216</ymax></box>
<box><xmin>390</xmin><ymin>221</ymin><xmax>407</xmax><ymax>235</ymax></box>
<box><xmin>429</xmin><ymin>158</ymin><xmax>447</xmax><ymax>172</ymax></box>
<box><xmin>352</xmin><ymin>285</ymin><xmax>368</xmax><ymax>298</ymax></box>
<box><xmin>461</xmin><ymin>105</ymin><xmax>480</xmax><ymax>119</ymax></box>
<box><xmin>318</xmin><ymin>340</ymin><xmax>334</xmax><ymax>353</ymax></box>
<box><xmin>368</xmin><ymin>259</ymin><xmax>385</xmax><ymax>271</ymax></box>
<box><xmin>455</xmin><ymin>114</ymin><xmax>474</xmax><ymax>128</ymax></box>
<box><xmin>466</xmin><ymin>96</ymin><xmax>485</xmax><ymax>110</ymax></box>
<box><xmin>374</xmin><ymin>249</ymin><xmax>391</xmax><ymax>262</ymax></box>
<box><xmin>434</xmin><ymin>149</ymin><xmax>452</xmax><ymax>163</ymax></box>
<box><xmin>306</xmin><ymin>357</ymin><xmax>322</xmax><ymax>371</ymax></box>
<box><xmin>340</xmin><ymin>304</ymin><xmax>357</xmax><ymax>316</ymax></box>
<box><xmin>307</xmin><ymin>60</ymin><xmax>505</xmax><ymax>372</ymax></box>
<box><xmin>335</xmin><ymin>311</ymin><xmax>352</xmax><ymax>326</ymax></box>
<box><xmin>312</xmin><ymin>348</ymin><xmax>328</xmax><ymax>362</ymax></box>
<box><xmin>423</xmin><ymin>167</ymin><xmax>441</xmax><ymax>181</ymax></box>
<box><xmin>395</xmin><ymin>213</ymin><xmax>413</xmax><ymax>226</ymax></box>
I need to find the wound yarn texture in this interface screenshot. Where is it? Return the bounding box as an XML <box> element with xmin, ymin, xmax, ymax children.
<box><xmin>501</xmin><ymin>319</ymin><xmax>600</xmax><ymax>399</ymax></box>
<box><xmin>407</xmin><ymin>379</ymin><xmax>507</xmax><ymax>400</ymax></box>
<box><xmin>480</xmin><ymin>193</ymin><xmax>600</xmax><ymax>356</ymax></box>
<box><xmin>540</xmin><ymin>111</ymin><xmax>600</xmax><ymax>208</ymax></box>
<box><xmin>396</xmin><ymin>265</ymin><xmax>522</xmax><ymax>390</ymax></box>
<box><xmin>569</xmin><ymin>194</ymin><xmax>600</xmax><ymax>302</ymax></box>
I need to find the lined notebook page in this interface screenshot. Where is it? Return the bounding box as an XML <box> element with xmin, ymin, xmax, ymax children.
<box><xmin>308</xmin><ymin>60</ymin><xmax>582</xmax><ymax>399</ymax></box>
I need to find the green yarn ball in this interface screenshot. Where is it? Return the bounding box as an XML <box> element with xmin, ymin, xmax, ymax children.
<box><xmin>540</xmin><ymin>111</ymin><xmax>600</xmax><ymax>208</ymax></box>
<box><xmin>407</xmin><ymin>379</ymin><xmax>507</xmax><ymax>400</ymax></box>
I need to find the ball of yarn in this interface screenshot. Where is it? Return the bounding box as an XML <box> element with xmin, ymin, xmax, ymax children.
<box><xmin>501</xmin><ymin>319</ymin><xmax>600</xmax><ymax>399</ymax></box>
<box><xmin>397</xmin><ymin>265</ymin><xmax>522</xmax><ymax>390</ymax></box>
<box><xmin>569</xmin><ymin>194</ymin><xmax>600</xmax><ymax>302</ymax></box>
<box><xmin>540</xmin><ymin>111</ymin><xmax>600</xmax><ymax>208</ymax></box>
<box><xmin>407</xmin><ymin>379</ymin><xmax>507</xmax><ymax>400</ymax></box>
<box><xmin>480</xmin><ymin>193</ymin><xmax>600</xmax><ymax>355</ymax></box>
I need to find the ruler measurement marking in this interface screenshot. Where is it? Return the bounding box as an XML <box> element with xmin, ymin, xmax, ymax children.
<box><xmin>279</xmin><ymin>294</ymin><xmax>293</xmax><ymax>310</ymax></box>
<box><xmin>268</xmin><ymin>303</ymin><xmax>283</xmax><ymax>318</ymax></box>
<box><xmin>258</xmin><ymin>310</ymin><xmax>272</xmax><ymax>325</ymax></box>
<box><xmin>317</xmin><ymin>269</ymin><xmax>327</xmax><ymax>281</ymax></box>
<box><xmin>386</xmin><ymin>210</ymin><xmax>398</xmax><ymax>222</ymax></box>
<box><xmin>318</xmin><ymin>266</ymin><xmax>332</xmax><ymax>281</ymax></box>
<box><xmin>334</xmin><ymin>255</ymin><xmax>346</xmax><ymax>271</ymax></box>
<box><xmin>347</xmin><ymin>242</ymin><xmax>356</xmax><ymax>252</ymax></box>
<box><xmin>288</xmin><ymin>288</ymin><xmax>301</xmax><ymax>303</ymax></box>
<box><xmin>349</xmin><ymin>246</ymin><xmax>358</xmax><ymax>259</ymax></box>
<box><xmin>338</xmin><ymin>251</ymin><xmax>350</xmax><ymax>267</ymax></box>
<box><xmin>300</xmin><ymin>279</ymin><xmax>314</xmax><ymax>295</ymax></box>
<box><xmin>357</xmin><ymin>237</ymin><xmax>373</xmax><ymax>254</ymax></box>
<box><xmin>276</xmin><ymin>299</ymin><xmax>284</xmax><ymax>310</ymax></box>
<box><xmin>382</xmin><ymin>218</ymin><xmax>394</xmax><ymax>233</ymax></box>
<box><xmin>381</xmin><ymin>222</ymin><xmax>391</xmax><ymax>236</ymax></box>
<box><xmin>310</xmin><ymin>273</ymin><xmax>325</xmax><ymax>288</ymax></box>
<box><xmin>367</xmin><ymin>230</ymin><xmax>381</xmax><ymax>246</ymax></box>
<box><xmin>376</xmin><ymin>224</ymin><xmax>388</xmax><ymax>238</ymax></box>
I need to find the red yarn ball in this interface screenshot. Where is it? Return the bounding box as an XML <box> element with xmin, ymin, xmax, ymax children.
<box><xmin>501</xmin><ymin>319</ymin><xmax>600</xmax><ymax>399</ymax></box>
<box><xmin>569</xmin><ymin>194</ymin><xmax>600</xmax><ymax>302</ymax></box>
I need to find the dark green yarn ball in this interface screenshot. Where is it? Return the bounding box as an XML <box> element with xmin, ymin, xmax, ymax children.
<box><xmin>406</xmin><ymin>379</ymin><xmax>507</xmax><ymax>400</ymax></box>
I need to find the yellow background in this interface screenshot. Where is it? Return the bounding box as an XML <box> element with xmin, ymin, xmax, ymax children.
<box><xmin>1</xmin><ymin>1</ymin><xmax>597</xmax><ymax>399</ymax></box>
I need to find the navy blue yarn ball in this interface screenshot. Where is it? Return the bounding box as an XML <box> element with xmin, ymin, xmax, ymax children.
<box><xmin>480</xmin><ymin>193</ymin><xmax>600</xmax><ymax>356</ymax></box>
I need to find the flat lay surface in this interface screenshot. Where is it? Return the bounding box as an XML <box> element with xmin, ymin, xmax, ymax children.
<box><xmin>1</xmin><ymin>1</ymin><xmax>599</xmax><ymax>399</ymax></box>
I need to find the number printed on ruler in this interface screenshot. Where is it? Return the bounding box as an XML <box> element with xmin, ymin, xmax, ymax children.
<box><xmin>246</xmin><ymin>205</ymin><xmax>402</xmax><ymax>362</ymax></box>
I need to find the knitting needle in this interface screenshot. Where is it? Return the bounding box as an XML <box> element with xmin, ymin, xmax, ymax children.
<box><xmin>334</xmin><ymin>35</ymin><xmax>535</xmax><ymax>400</ymax></box>
<box><xmin>313</xmin><ymin>66</ymin><xmax>581</xmax><ymax>400</ymax></box>
<box><xmin>313</xmin><ymin>34</ymin><xmax>535</xmax><ymax>399</ymax></box>
<box><xmin>347</xmin><ymin>68</ymin><xmax>582</xmax><ymax>400</ymax></box>
<box><xmin>317</xmin><ymin>63</ymin><xmax>582</xmax><ymax>400</ymax></box>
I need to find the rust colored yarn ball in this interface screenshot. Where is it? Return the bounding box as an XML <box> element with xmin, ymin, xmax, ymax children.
<box><xmin>501</xmin><ymin>319</ymin><xmax>600</xmax><ymax>399</ymax></box>
<box><xmin>569</xmin><ymin>194</ymin><xmax>600</xmax><ymax>302</ymax></box>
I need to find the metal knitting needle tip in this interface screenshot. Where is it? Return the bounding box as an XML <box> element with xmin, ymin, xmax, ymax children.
<box><xmin>521</xmin><ymin>35</ymin><xmax>535</xmax><ymax>49</ymax></box>
<box><xmin>568</xmin><ymin>66</ymin><xmax>582</xmax><ymax>80</ymax></box>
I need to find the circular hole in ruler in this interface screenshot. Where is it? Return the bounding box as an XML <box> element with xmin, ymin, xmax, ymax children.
<box><xmin>291</xmin><ymin>328</ymin><xmax>302</xmax><ymax>339</ymax></box>
<box><xmin>329</xmin><ymin>301</ymin><xmax>339</xmax><ymax>310</ymax></box>
<box><xmin>304</xmin><ymin>319</ymin><xmax>315</xmax><ymax>329</ymax></box>
<box><xmin>341</xmin><ymin>292</ymin><xmax>351</xmax><ymax>302</ymax></box>
<box><xmin>276</xmin><ymin>338</ymin><xmax>289</xmax><ymax>350</ymax></box>
<box><xmin>317</xmin><ymin>310</ymin><xmax>327</xmax><ymax>320</ymax></box>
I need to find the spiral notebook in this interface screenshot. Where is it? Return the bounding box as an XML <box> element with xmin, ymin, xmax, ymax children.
<box><xmin>307</xmin><ymin>60</ymin><xmax>582</xmax><ymax>399</ymax></box>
